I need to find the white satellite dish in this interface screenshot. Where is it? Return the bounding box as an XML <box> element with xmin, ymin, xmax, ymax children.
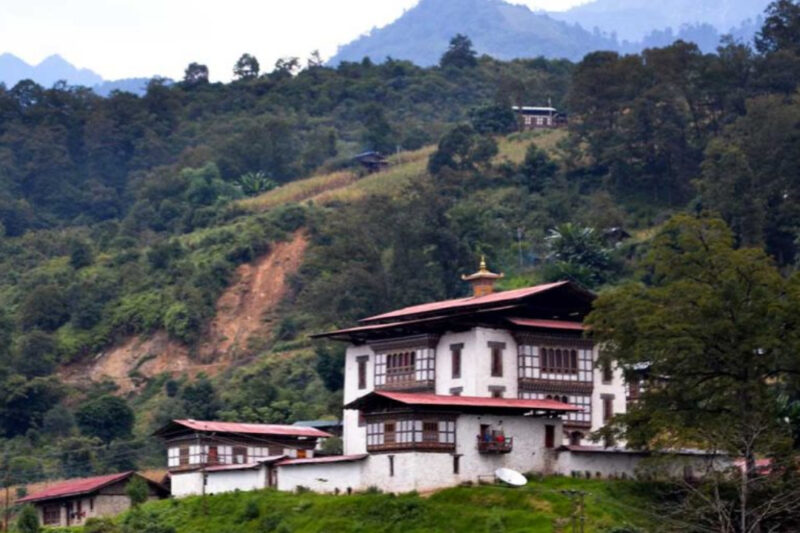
<box><xmin>495</xmin><ymin>468</ymin><xmax>527</xmax><ymax>487</ymax></box>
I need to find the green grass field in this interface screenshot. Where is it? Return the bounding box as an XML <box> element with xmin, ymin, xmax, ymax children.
<box><xmin>72</xmin><ymin>476</ymin><xmax>660</xmax><ymax>533</ymax></box>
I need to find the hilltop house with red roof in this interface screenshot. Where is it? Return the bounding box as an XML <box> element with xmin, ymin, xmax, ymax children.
<box><xmin>16</xmin><ymin>472</ymin><xmax>167</xmax><ymax>528</ymax></box>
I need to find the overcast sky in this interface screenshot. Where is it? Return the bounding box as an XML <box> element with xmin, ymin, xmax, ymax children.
<box><xmin>1</xmin><ymin>0</ymin><xmax>591</xmax><ymax>81</ymax></box>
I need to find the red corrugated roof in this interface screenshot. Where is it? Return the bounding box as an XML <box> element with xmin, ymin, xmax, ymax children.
<box><xmin>506</xmin><ymin>318</ymin><xmax>586</xmax><ymax>331</ymax></box>
<box><xmin>167</xmin><ymin>420</ymin><xmax>332</xmax><ymax>438</ymax></box>
<box><xmin>17</xmin><ymin>472</ymin><xmax>134</xmax><ymax>503</ymax></box>
<box><xmin>360</xmin><ymin>281</ymin><xmax>573</xmax><ymax>323</ymax></box>
<box><xmin>369</xmin><ymin>391</ymin><xmax>581</xmax><ymax>412</ymax></box>
<box><xmin>278</xmin><ymin>454</ymin><xmax>369</xmax><ymax>466</ymax></box>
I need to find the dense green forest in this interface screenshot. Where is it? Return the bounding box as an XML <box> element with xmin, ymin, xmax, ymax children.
<box><xmin>1</xmin><ymin>1</ymin><xmax>800</xmax><ymax>526</ymax></box>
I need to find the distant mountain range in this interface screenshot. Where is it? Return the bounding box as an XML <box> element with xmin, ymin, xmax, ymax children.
<box><xmin>548</xmin><ymin>0</ymin><xmax>769</xmax><ymax>42</ymax></box>
<box><xmin>330</xmin><ymin>0</ymin><xmax>770</xmax><ymax>66</ymax></box>
<box><xmin>0</xmin><ymin>53</ymin><xmax>164</xmax><ymax>96</ymax></box>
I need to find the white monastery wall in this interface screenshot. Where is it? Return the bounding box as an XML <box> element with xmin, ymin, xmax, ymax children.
<box><xmin>170</xmin><ymin>471</ymin><xmax>205</xmax><ymax>497</ymax></box>
<box><xmin>205</xmin><ymin>469</ymin><xmax>265</xmax><ymax>495</ymax></box>
<box><xmin>276</xmin><ymin>462</ymin><xmax>365</xmax><ymax>493</ymax></box>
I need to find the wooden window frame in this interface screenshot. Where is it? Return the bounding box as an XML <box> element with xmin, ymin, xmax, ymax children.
<box><xmin>601</xmin><ymin>360</ymin><xmax>613</xmax><ymax>384</ymax></box>
<box><xmin>43</xmin><ymin>505</ymin><xmax>61</xmax><ymax>526</ymax></box>
<box><xmin>602</xmin><ymin>394</ymin><xmax>615</xmax><ymax>422</ymax></box>
<box><xmin>179</xmin><ymin>445</ymin><xmax>189</xmax><ymax>466</ymax></box>
<box><xmin>450</xmin><ymin>344</ymin><xmax>463</xmax><ymax>379</ymax></box>
<box><xmin>545</xmin><ymin>424</ymin><xmax>555</xmax><ymax>449</ymax></box>
<box><xmin>489</xmin><ymin>342</ymin><xmax>505</xmax><ymax>378</ymax></box>
<box><xmin>357</xmin><ymin>356</ymin><xmax>368</xmax><ymax>390</ymax></box>
<box><xmin>366</xmin><ymin>415</ymin><xmax>456</xmax><ymax>452</ymax></box>
<box><xmin>232</xmin><ymin>446</ymin><xmax>248</xmax><ymax>464</ymax></box>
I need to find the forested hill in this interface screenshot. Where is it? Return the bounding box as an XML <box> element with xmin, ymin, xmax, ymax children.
<box><xmin>0</xmin><ymin>0</ymin><xmax>799</xmax><ymax>496</ymax></box>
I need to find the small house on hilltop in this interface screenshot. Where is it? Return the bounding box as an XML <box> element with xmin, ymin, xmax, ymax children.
<box><xmin>354</xmin><ymin>151</ymin><xmax>389</xmax><ymax>173</ymax></box>
<box><xmin>15</xmin><ymin>472</ymin><xmax>167</xmax><ymax>528</ymax></box>
<box><xmin>512</xmin><ymin>106</ymin><xmax>568</xmax><ymax>130</ymax></box>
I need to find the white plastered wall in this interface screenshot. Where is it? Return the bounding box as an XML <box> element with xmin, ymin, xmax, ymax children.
<box><xmin>276</xmin><ymin>461</ymin><xmax>365</xmax><ymax>493</ymax></box>
<box><xmin>205</xmin><ymin>468</ymin><xmax>266</xmax><ymax>495</ymax></box>
<box><xmin>170</xmin><ymin>472</ymin><xmax>205</xmax><ymax>497</ymax></box>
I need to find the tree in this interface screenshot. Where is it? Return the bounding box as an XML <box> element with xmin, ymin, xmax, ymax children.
<box><xmin>517</xmin><ymin>143</ymin><xmax>558</xmax><ymax>191</ymax></box>
<box><xmin>233</xmin><ymin>53</ymin><xmax>260</xmax><ymax>80</ymax></box>
<box><xmin>315</xmin><ymin>343</ymin><xmax>345</xmax><ymax>391</ymax></box>
<box><xmin>181</xmin><ymin>377</ymin><xmax>220</xmax><ymax>420</ymax></box>
<box><xmin>14</xmin><ymin>505</ymin><xmax>39</xmax><ymax>533</ymax></box>
<box><xmin>587</xmin><ymin>215</ymin><xmax>800</xmax><ymax>532</ymax></box>
<box><xmin>469</xmin><ymin>104</ymin><xmax>517</xmax><ymax>134</ymax></box>
<box><xmin>19</xmin><ymin>286</ymin><xmax>70</xmax><ymax>331</ymax></box>
<box><xmin>756</xmin><ymin>0</ymin><xmax>800</xmax><ymax>55</ymax></box>
<box><xmin>182</xmin><ymin>63</ymin><xmax>209</xmax><ymax>87</ymax></box>
<box><xmin>360</xmin><ymin>104</ymin><xmax>395</xmax><ymax>154</ymax></box>
<box><xmin>440</xmin><ymin>34</ymin><xmax>478</xmax><ymax>69</ymax></box>
<box><xmin>543</xmin><ymin>223</ymin><xmax>614</xmax><ymax>288</ymax></box>
<box><xmin>76</xmin><ymin>395</ymin><xmax>134</xmax><ymax>443</ymax></box>
<box><xmin>428</xmin><ymin>125</ymin><xmax>497</xmax><ymax>174</ymax></box>
<box><xmin>126</xmin><ymin>476</ymin><xmax>149</xmax><ymax>508</ymax></box>
<box><xmin>237</xmin><ymin>171</ymin><xmax>277</xmax><ymax>197</ymax></box>
<box><xmin>69</xmin><ymin>239</ymin><xmax>94</xmax><ymax>269</ymax></box>
<box><xmin>272</xmin><ymin>57</ymin><xmax>300</xmax><ymax>81</ymax></box>
<box><xmin>13</xmin><ymin>331</ymin><xmax>57</xmax><ymax>378</ymax></box>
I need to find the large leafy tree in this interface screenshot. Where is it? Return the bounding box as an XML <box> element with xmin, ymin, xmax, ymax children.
<box><xmin>76</xmin><ymin>395</ymin><xmax>135</xmax><ymax>443</ymax></box>
<box><xmin>587</xmin><ymin>215</ymin><xmax>800</xmax><ymax>531</ymax></box>
<box><xmin>233</xmin><ymin>53</ymin><xmax>260</xmax><ymax>80</ymax></box>
<box><xmin>440</xmin><ymin>34</ymin><xmax>478</xmax><ymax>69</ymax></box>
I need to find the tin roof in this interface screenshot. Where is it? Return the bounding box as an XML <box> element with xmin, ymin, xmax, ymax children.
<box><xmin>346</xmin><ymin>391</ymin><xmax>580</xmax><ymax>413</ymax></box>
<box><xmin>278</xmin><ymin>454</ymin><xmax>369</xmax><ymax>466</ymax></box>
<box><xmin>359</xmin><ymin>281</ymin><xmax>576</xmax><ymax>323</ymax></box>
<box><xmin>292</xmin><ymin>420</ymin><xmax>342</xmax><ymax>429</ymax></box>
<box><xmin>204</xmin><ymin>457</ymin><xmax>286</xmax><ymax>472</ymax></box>
<box><xmin>506</xmin><ymin>317</ymin><xmax>586</xmax><ymax>331</ymax></box>
<box><xmin>17</xmin><ymin>472</ymin><xmax>137</xmax><ymax>503</ymax></box>
<box><xmin>154</xmin><ymin>420</ymin><xmax>332</xmax><ymax>439</ymax></box>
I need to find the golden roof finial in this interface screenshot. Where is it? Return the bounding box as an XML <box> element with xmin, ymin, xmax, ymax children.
<box><xmin>479</xmin><ymin>255</ymin><xmax>488</xmax><ymax>273</ymax></box>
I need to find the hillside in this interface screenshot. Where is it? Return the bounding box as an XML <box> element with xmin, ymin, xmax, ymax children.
<box><xmin>1</xmin><ymin>4</ymin><xmax>799</xmax><ymax>506</ymax></box>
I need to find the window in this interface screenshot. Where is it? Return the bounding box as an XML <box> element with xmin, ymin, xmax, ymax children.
<box><xmin>540</xmin><ymin>347</ymin><xmax>579</xmax><ymax>375</ymax></box>
<box><xmin>43</xmin><ymin>505</ymin><xmax>61</xmax><ymax>526</ymax></box>
<box><xmin>545</xmin><ymin>425</ymin><xmax>555</xmax><ymax>449</ymax></box>
<box><xmin>602</xmin><ymin>360</ymin><xmax>613</xmax><ymax>383</ymax></box>
<box><xmin>569</xmin><ymin>432</ymin><xmax>583</xmax><ymax>446</ymax></box>
<box><xmin>520</xmin><ymin>392</ymin><xmax>591</xmax><ymax>426</ymax></box>
<box><xmin>385</xmin><ymin>422</ymin><xmax>397</xmax><ymax>444</ymax></box>
<box><xmin>388</xmin><ymin>455</ymin><xmax>395</xmax><ymax>477</ymax></box>
<box><xmin>358</xmin><ymin>411</ymin><xmax>366</xmax><ymax>427</ymax></box>
<box><xmin>179</xmin><ymin>446</ymin><xmax>189</xmax><ymax>466</ymax></box>
<box><xmin>489</xmin><ymin>342</ymin><xmax>505</xmax><ymax>377</ymax></box>
<box><xmin>232</xmin><ymin>446</ymin><xmax>248</xmax><ymax>464</ymax></box>
<box><xmin>366</xmin><ymin>417</ymin><xmax>455</xmax><ymax>451</ymax></box>
<box><xmin>207</xmin><ymin>445</ymin><xmax>219</xmax><ymax>464</ymax></box>
<box><xmin>602</xmin><ymin>395</ymin><xmax>615</xmax><ymax>422</ymax></box>
<box><xmin>490</xmin><ymin>387</ymin><xmax>504</xmax><ymax>398</ymax></box>
<box><xmin>374</xmin><ymin>348</ymin><xmax>435</xmax><ymax>387</ymax></box>
<box><xmin>451</xmin><ymin>344</ymin><xmax>462</xmax><ymax>379</ymax></box>
<box><xmin>89</xmin><ymin>498</ymin><xmax>94</xmax><ymax>512</ymax></box>
<box><xmin>453</xmin><ymin>455</ymin><xmax>461</xmax><ymax>474</ymax></box>
<box><xmin>268</xmin><ymin>446</ymin><xmax>284</xmax><ymax>456</ymax></box>
<box><xmin>296</xmin><ymin>449</ymin><xmax>307</xmax><ymax>459</ymax></box>
<box><xmin>357</xmin><ymin>356</ymin><xmax>368</xmax><ymax>390</ymax></box>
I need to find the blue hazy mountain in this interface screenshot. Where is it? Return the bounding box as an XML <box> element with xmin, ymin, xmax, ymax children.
<box><xmin>0</xmin><ymin>53</ymin><xmax>164</xmax><ymax>96</ymax></box>
<box><xmin>0</xmin><ymin>53</ymin><xmax>103</xmax><ymax>88</ymax></box>
<box><xmin>330</xmin><ymin>0</ymin><xmax>768</xmax><ymax>66</ymax></box>
<box><xmin>330</xmin><ymin>0</ymin><xmax>618</xmax><ymax>66</ymax></box>
<box><xmin>549</xmin><ymin>0</ymin><xmax>770</xmax><ymax>42</ymax></box>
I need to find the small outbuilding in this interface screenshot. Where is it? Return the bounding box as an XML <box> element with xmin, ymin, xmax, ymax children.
<box><xmin>512</xmin><ymin>106</ymin><xmax>568</xmax><ymax>130</ymax></box>
<box><xmin>353</xmin><ymin>151</ymin><xmax>389</xmax><ymax>173</ymax></box>
<box><xmin>15</xmin><ymin>472</ymin><xmax>168</xmax><ymax>528</ymax></box>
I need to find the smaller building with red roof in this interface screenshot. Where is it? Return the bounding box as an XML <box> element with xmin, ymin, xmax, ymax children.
<box><xmin>16</xmin><ymin>472</ymin><xmax>167</xmax><ymax>528</ymax></box>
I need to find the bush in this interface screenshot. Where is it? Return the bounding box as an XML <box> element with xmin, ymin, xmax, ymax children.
<box><xmin>163</xmin><ymin>302</ymin><xmax>202</xmax><ymax>344</ymax></box>
<box><xmin>15</xmin><ymin>504</ymin><xmax>40</xmax><ymax>533</ymax></box>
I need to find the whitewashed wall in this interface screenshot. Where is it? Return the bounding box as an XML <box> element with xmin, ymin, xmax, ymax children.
<box><xmin>276</xmin><ymin>462</ymin><xmax>365</xmax><ymax>493</ymax></box>
<box><xmin>205</xmin><ymin>468</ymin><xmax>266</xmax><ymax>495</ymax></box>
<box><xmin>170</xmin><ymin>472</ymin><xmax>205</xmax><ymax>497</ymax></box>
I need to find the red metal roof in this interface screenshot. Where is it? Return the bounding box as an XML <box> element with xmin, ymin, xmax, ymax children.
<box><xmin>17</xmin><ymin>472</ymin><xmax>135</xmax><ymax>503</ymax></box>
<box><xmin>278</xmin><ymin>454</ymin><xmax>369</xmax><ymax>466</ymax></box>
<box><xmin>360</xmin><ymin>281</ymin><xmax>572</xmax><ymax>323</ymax></box>
<box><xmin>365</xmin><ymin>391</ymin><xmax>580</xmax><ymax>412</ymax></box>
<box><xmin>164</xmin><ymin>420</ymin><xmax>332</xmax><ymax>439</ymax></box>
<box><xmin>506</xmin><ymin>318</ymin><xmax>586</xmax><ymax>331</ymax></box>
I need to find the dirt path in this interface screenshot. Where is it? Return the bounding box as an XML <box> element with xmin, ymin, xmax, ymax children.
<box><xmin>60</xmin><ymin>232</ymin><xmax>308</xmax><ymax>394</ymax></box>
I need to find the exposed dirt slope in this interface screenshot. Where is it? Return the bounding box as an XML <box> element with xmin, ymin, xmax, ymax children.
<box><xmin>60</xmin><ymin>232</ymin><xmax>308</xmax><ymax>394</ymax></box>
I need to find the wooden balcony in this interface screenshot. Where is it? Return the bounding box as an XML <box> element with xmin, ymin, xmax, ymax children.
<box><xmin>477</xmin><ymin>435</ymin><xmax>513</xmax><ymax>454</ymax></box>
<box><xmin>376</xmin><ymin>372</ymin><xmax>434</xmax><ymax>392</ymax></box>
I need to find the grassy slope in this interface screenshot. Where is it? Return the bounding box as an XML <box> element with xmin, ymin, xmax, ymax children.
<box><xmin>105</xmin><ymin>477</ymin><xmax>656</xmax><ymax>533</ymax></box>
<box><xmin>238</xmin><ymin>129</ymin><xmax>567</xmax><ymax>213</ymax></box>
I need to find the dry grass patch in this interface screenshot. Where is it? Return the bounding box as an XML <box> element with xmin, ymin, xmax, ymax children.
<box><xmin>496</xmin><ymin>129</ymin><xmax>568</xmax><ymax>165</ymax></box>
<box><xmin>238</xmin><ymin>171</ymin><xmax>357</xmax><ymax>212</ymax></box>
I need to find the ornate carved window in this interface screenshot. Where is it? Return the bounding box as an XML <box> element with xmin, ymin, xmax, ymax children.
<box><xmin>520</xmin><ymin>391</ymin><xmax>591</xmax><ymax>426</ymax></box>
<box><xmin>374</xmin><ymin>348</ymin><xmax>435</xmax><ymax>388</ymax></box>
<box><xmin>366</xmin><ymin>415</ymin><xmax>455</xmax><ymax>452</ymax></box>
<box><xmin>518</xmin><ymin>344</ymin><xmax>593</xmax><ymax>382</ymax></box>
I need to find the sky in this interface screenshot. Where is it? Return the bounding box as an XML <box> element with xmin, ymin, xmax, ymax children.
<box><xmin>0</xmin><ymin>0</ymin><xmax>592</xmax><ymax>81</ymax></box>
